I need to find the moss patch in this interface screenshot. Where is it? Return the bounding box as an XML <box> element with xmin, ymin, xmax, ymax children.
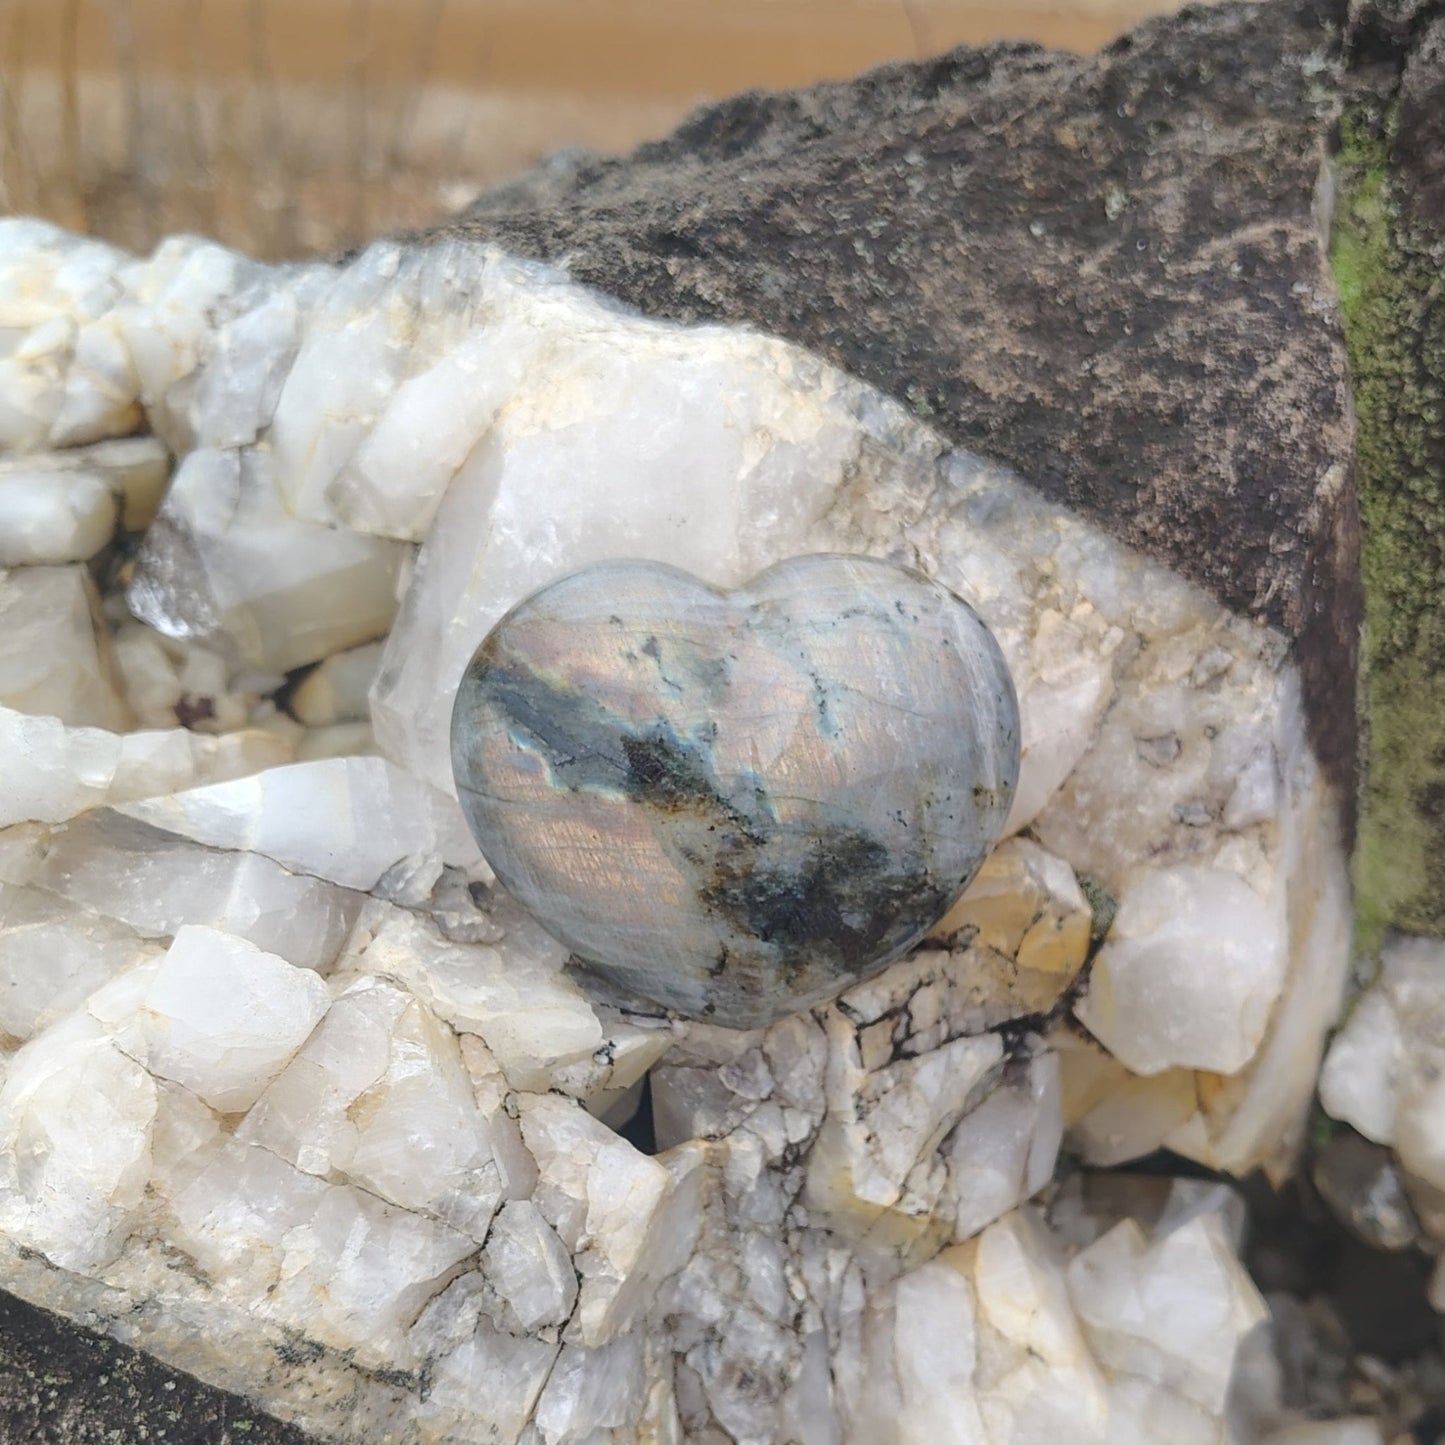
<box><xmin>1332</xmin><ymin>103</ymin><xmax>1445</xmax><ymax>948</ymax></box>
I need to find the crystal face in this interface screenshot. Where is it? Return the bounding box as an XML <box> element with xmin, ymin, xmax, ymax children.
<box><xmin>451</xmin><ymin>554</ymin><xmax>1020</xmax><ymax>1028</ymax></box>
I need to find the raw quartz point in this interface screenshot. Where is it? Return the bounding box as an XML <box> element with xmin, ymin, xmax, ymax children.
<box><xmin>451</xmin><ymin>554</ymin><xmax>1020</xmax><ymax>1028</ymax></box>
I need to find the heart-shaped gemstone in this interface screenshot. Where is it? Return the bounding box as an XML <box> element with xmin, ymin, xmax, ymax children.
<box><xmin>451</xmin><ymin>555</ymin><xmax>1019</xmax><ymax>1028</ymax></box>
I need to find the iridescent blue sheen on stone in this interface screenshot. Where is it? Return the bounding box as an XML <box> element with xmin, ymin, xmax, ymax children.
<box><xmin>451</xmin><ymin>555</ymin><xmax>1019</xmax><ymax>1028</ymax></box>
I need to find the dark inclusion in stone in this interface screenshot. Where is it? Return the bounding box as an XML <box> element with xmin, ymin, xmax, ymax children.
<box><xmin>451</xmin><ymin>554</ymin><xmax>1020</xmax><ymax>1029</ymax></box>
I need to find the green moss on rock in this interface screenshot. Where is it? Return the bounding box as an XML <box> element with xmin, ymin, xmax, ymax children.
<box><xmin>1332</xmin><ymin>102</ymin><xmax>1445</xmax><ymax>946</ymax></box>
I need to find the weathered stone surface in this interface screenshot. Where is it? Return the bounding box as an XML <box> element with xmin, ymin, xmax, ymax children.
<box><xmin>442</xmin><ymin>0</ymin><xmax>1361</xmax><ymax>805</ymax></box>
<box><xmin>3</xmin><ymin>0</ymin><xmax>1441</xmax><ymax>1438</ymax></box>
<box><xmin>452</xmin><ymin>555</ymin><xmax>1019</xmax><ymax>1027</ymax></box>
<box><xmin>0</xmin><ymin>1289</ymin><xmax>309</xmax><ymax>1445</ymax></box>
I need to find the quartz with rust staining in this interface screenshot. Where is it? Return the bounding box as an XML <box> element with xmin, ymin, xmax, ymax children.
<box><xmin>451</xmin><ymin>555</ymin><xmax>1019</xmax><ymax>1028</ymax></box>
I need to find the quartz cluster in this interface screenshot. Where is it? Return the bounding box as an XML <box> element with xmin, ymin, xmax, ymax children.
<box><xmin>0</xmin><ymin>218</ymin><xmax>1364</xmax><ymax>1442</ymax></box>
<box><xmin>1318</xmin><ymin>934</ymin><xmax>1445</xmax><ymax>1297</ymax></box>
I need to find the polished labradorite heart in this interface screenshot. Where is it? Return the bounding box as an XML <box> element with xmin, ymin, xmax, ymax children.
<box><xmin>451</xmin><ymin>555</ymin><xmax>1019</xmax><ymax>1029</ymax></box>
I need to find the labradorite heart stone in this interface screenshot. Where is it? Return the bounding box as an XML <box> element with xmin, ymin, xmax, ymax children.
<box><xmin>451</xmin><ymin>555</ymin><xmax>1019</xmax><ymax>1029</ymax></box>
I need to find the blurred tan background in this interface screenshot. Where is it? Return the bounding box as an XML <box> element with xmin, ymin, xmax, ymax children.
<box><xmin>0</xmin><ymin>0</ymin><xmax>1219</xmax><ymax>258</ymax></box>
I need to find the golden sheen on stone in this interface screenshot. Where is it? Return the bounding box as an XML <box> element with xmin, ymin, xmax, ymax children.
<box><xmin>450</xmin><ymin>555</ymin><xmax>1020</xmax><ymax>1028</ymax></box>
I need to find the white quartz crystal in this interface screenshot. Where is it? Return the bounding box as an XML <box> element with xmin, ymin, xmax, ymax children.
<box><xmin>4</xmin><ymin>811</ymin><xmax>365</xmax><ymax>974</ymax></box>
<box><xmin>479</xmin><ymin>1199</ymin><xmax>579</xmax><ymax>1333</ymax></box>
<box><xmin>824</xmin><ymin>1196</ymin><xmax>1271</xmax><ymax>1445</ymax></box>
<box><xmin>945</xmin><ymin>1051</ymin><xmax>1063</xmax><ymax>1242</ymax></box>
<box><xmin>0</xmin><ymin>565</ymin><xmax>132</xmax><ymax>729</ymax></box>
<box><xmin>0</xmin><ymin>1014</ymin><xmax>157</xmax><ymax>1270</ymax></box>
<box><xmin>289</xmin><ymin>640</ymin><xmax>384</xmax><ymax>726</ymax></box>
<box><xmin>1076</xmin><ymin>864</ymin><xmax>1287</xmax><ymax>1075</ymax></box>
<box><xmin>128</xmin><ymin>446</ymin><xmax>409</xmax><ymax>673</ymax></box>
<box><xmin>1319</xmin><ymin>935</ymin><xmax>1445</xmax><ymax>1267</ymax></box>
<box><xmin>806</xmin><ymin>1023</ymin><xmax>1003</xmax><ymax>1226</ymax></box>
<box><xmin>164</xmin><ymin>1135</ymin><xmax>476</xmax><ymax>1365</ymax></box>
<box><xmin>1320</xmin><ymin>935</ymin><xmax>1445</xmax><ymax>1155</ymax></box>
<box><xmin>0</xmin><ymin>217</ymin><xmax>1363</xmax><ymax>1445</ymax></box>
<box><xmin>0</xmin><ymin>884</ymin><xmax>159</xmax><ymax>1042</ymax></box>
<box><xmin>1067</xmin><ymin>1208</ymin><xmax>1268</xmax><ymax>1412</ymax></box>
<box><xmin>519</xmin><ymin>1091</ymin><xmax>703</xmax><ymax>1346</ymax></box>
<box><xmin>114</xmin><ymin>924</ymin><xmax>331</xmax><ymax>1111</ymax></box>
<box><xmin>0</xmin><ymin>705</ymin><xmax>292</xmax><ymax>828</ymax></box>
<box><xmin>240</xmin><ymin>973</ymin><xmax>506</xmax><ymax>1237</ymax></box>
<box><xmin>116</xmin><ymin>756</ymin><xmax>485</xmax><ymax>892</ymax></box>
<box><xmin>345</xmin><ymin>900</ymin><xmax>605</xmax><ymax>1088</ymax></box>
<box><xmin>0</xmin><ymin>222</ymin><xmax>138</xmax><ymax>451</ymax></box>
<box><xmin>0</xmin><ymin>437</ymin><xmax>168</xmax><ymax>564</ymax></box>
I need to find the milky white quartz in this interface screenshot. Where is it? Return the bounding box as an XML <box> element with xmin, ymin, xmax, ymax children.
<box><xmin>112</xmin><ymin>924</ymin><xmax>332</xmax><ymax>1111</ymax></box>
<box><xmin>0</xmin><ymin>884</ymin><xmax>159</xmax><ymax>1042</ymax></box>
<box><xmin>1319</xmin><ymin>934</ymin><xmax>1445</xmax><ymax>1157</ymax></box>
<box><xmin>0</xmin><ymin>437</ymin><xmax>168</xmax><ymax>564</ymax></box>
<box><xmin>1</xmin><ymin>812</ymin><xmax>365</xmax><ymax>975</ymax></box>
<box><xmin>0</xmin><ymin>1014</ymin><xmax>157</xmax><ymax>1270</ymax></box>
<box><xmin>0</xmin><ymin>565</ymin><xmax>132</xmax><ymax>729</ymax></box>
<box><xmin>1067</xmin><ymin>1208</ymin><xmax>1267</xmax><ymax>1413</ymax></box>
<box><xmin>116</xmin><ymin>756</ymin><xmax>486</xmax><ymax>893</ymax></box>
<box><xmin>1076</xmin><ymin>864</ymin><xmax>1287</xmax><ymax>1075</ymax></box>
<box><xmin>1319</xmin><ymin>935</ymin><xmax>1445</xmax><ymax>1279</ymax></box>
<box><xmin>0</xmin><ymin>705</ymin><xmax>292</xmax><ymax>828</ymax></box>
<box><xmin>818</xmin><ymin>1188</ymin><xmax>1268</xmax><ymax>1445</ymax></box>
<box><xmin>289</xmin><ymin>640</ymin><xmax>384</xmax><ymax>726</ymax></box>
<box><xmin>239</xmin><ymin>974</ymin><xmax>507</xmax><ymax>1238</ymax></box>
<box><xmin>128</xmin><ymin>446</ymin><xmax>409</xmax><ymax>673</ymax></box>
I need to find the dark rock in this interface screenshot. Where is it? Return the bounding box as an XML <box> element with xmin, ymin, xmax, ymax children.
<box><xmin>0</xmin><ymin>1290</ymin><xmax>308</xmax><ymax>1445</ymax></box>
<box><xmin>436</xmin><ymin>0</ymin><xmax>1362</xmax><ymax>809</ymax></box>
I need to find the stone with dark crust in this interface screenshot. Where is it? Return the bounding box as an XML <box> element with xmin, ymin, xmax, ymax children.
<box><xmin>20</xmin><ymin>0</ymin><xmax>1445</xmax><ymax>1439</ymax></box>
<box><xmin>435</xmin><ymin>0</ymin><xmax>1362</xmax><ymax>811</ymax></box>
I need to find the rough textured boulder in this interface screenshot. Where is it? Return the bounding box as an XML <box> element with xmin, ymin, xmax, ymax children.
<box><xmin>2</xmin><ymin>0</ymin><xmax>1445</xmax><ymax>1439</ymax></box>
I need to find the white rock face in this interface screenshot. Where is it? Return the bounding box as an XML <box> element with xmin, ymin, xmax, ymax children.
<box><xmin>116</xmin><ymin>925</ymin><xmax>332</xmax><ymax>1111</ymax></box>
<box><xmin>0</xmin><ymin>704</ymin><xmax>292</xmax><ymax>827</ymax></box>
<box><xmin>116</xmin><ymin>756</ymin><xmax>486</xmax><ymax>893</ymax></box>
<box><xmin>1319</xmin><ymin>935</ymin><xmax>1445</xmax><ymax>1159</ymax></box>
<box><xmin>1</xmin><ymin>811</ymin><xmax>366</xmax><ymax>974</ymax></box>
<box><xmin>0</xmin><ymin>437</ymin><xmax>168</xmax><ymax>564</ymax></box>
<box><xmin>1077</xmin><ymin>864</ymin><xmax>1287</xmax><ymax>1076</ymax></box>
<box><xmin>1067</xmin><ymin>1209</ymin><xmax>1267</xmax><ymax>1413</ymax></box>
<box><xmin>0</xmin><ymin>1015</ymin><xmax>157</xmax><ymax>1270</ymax></box>
<box><xmin>239</xmin><ymin>973</ymin><xmax>507</xmax><ymax>1238</ymax></box>
<box><xmin>0</xmin><ymin>565</ymin><xmax>132</xmax><ymax>729</ymax></box>
<box><xmin>820</xmin><ymin>1191</ymin><xmax>1266</xmax><ymax>1445</ymax></box>
<box><xmin>0</xmin><ymin>884</ymin><xmax>159</xmax><ymax>1042</ymax></box>
<box><xmin>0</xmin><ymin>217</ymin><xmax>1361</xmax><ymax>1443</ymax></box>
<box><xmin>1319</xmin><ymin>934</ymin><xmax>1445</xmax><ymax>1281</ymax></box>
